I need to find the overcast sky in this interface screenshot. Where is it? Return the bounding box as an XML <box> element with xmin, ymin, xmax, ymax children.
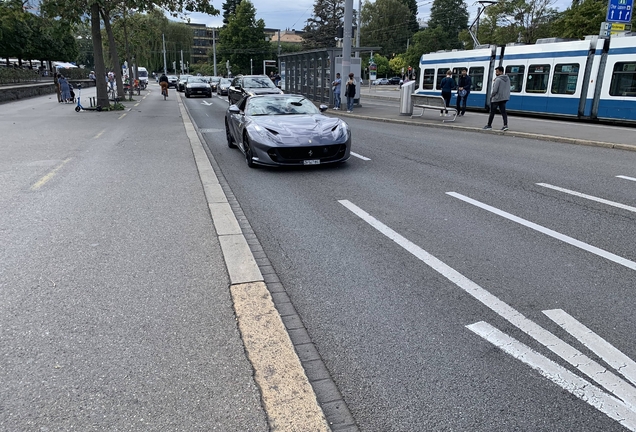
<box><xmin>180</xmin><ymin>0</ymin><xmax>573</xmax><ymax>32</ymax></box>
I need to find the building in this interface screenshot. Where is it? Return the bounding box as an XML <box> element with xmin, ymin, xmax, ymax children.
<box><xmin>263</xmin><ymin>29</ymin><xmax>305</xmax><ymax>45</ymax></box>
<box><xmin>187</xmin><ymin>23</ymin><xmax>216</xmax><ymax>65</ymax></box>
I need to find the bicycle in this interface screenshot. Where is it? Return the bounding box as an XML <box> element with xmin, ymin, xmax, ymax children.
<box><xmin>107</xmin><ymin>86</ymin><xmax>117</xmax><ymax>102</ymax></box>
<box><xmin>160</xmin><ymin>82</ymin><xmax>168</xmax><ymax>100</ymax></box>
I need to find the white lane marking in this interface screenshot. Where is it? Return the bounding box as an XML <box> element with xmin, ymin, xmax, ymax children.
<box><xmin>617</xmin><ymin>175</ymin><xmax>636</xmax><ymax>182</ymax></box>
<box><xmin>467</xmin><ymin>321</ymin><xmax>636</xmax><ymax>431</ymax></box>
<box><xmin>537</xmin><ymin>183</ymin><xmax>636</xmax><ymax>213</ymax></box>
<box><xmin>446</xmin><ymin>192</ymin><xmax>636</xmax><ymax>272</ymax></box>
<box><xmin>350</xmin><ymin>152</ymin><xmax>371</xmax><ymax>161</ymax></box>
<box><xmin>544</xmin><ymin>309</ymin><xmax>636</xmax><ymax>387</ymax></box>
<box><xmin>338</xmin><ymin>199</ymin><xmax>636</xmax><ymax>408</ymax></box>
<box><xmin>202</xmin><ymin>101</ymin><xmax>213</xmax><ymax>106</ymax></box>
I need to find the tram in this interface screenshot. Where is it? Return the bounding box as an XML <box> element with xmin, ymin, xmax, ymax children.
<box><xmin>416</xmin><ymin>35</ymin><xmax>636</xmax><ymax>123</ymax></box>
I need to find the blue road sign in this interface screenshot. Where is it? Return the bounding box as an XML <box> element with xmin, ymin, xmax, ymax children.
<box><xmin>607</xmin><ymin>0</ymin><xmax>633</xmax><ymax>23</ymax></box>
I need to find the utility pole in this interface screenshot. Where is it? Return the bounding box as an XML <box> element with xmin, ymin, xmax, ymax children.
<box><xmin>342</xmin><ymin>0</ymin><xmax>353</xmax><ymax>89</ymax></box>
<box><xmin>162</xmin><ymin>33</ymin><xmax>167</xmax><ymax>74</ymax></box>
<box><xmin>180</xmin><ymin>50</ymin><xmax>184</xmax><ymax>74</ymax></box>
<box><xmin>355</xmin><ymin>0</ymin><xmax>361</xmax><ymax>58</ymax></box>
<box><xmin>250</xmin><ymin>58</ymin><xmax>253</xmax><ymax>75</ymax></box>
<box><xmin>212</xmin><ymin>28</ymin><xmax>217</xmax><ymax>76</ymax></box>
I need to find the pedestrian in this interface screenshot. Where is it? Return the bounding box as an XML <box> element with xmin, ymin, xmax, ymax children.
<box><xmin>58</xmin><ymin>75</ymin><xmax>71</xmax><ymax>103</ymax></box>
<box><xmin>88</xmin><ymin>71</ymin><xmax>96</xmax><ymax>86</ymax></box>
<box><xmin>332</xmin><ymin>72</ymin><xmax>341</xmax><ymax>110</ymax></box>
<box><xmin>54</xmin><ymin>73</ymin><xmax>61</xmax><ymax>102</ymax></box>
<box><xmin>456</xmin><ymin>68</ymin><xmax>472</xmax><ymax>116</ymax></box>
<box><xmin>345</xmin><ymin>72</ymin><xmax>356</xmax><ymax>113</ymax></box>
<box><xmin>439</xmin><ymin>69</ymin><xmax>455</xmax><ymax>116</ymax></box>
<box><xmin>483</xmin><ymin>66</ymin><xmax>511</xmax><ymax>131</ymax></box>
<box><xmin>108</xmin><ymin>71</ymin><xmax>115</xmax><ymax>91</ymax></box>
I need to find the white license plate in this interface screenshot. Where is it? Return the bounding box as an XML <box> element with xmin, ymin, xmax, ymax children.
<box><xmin>303</xmin><ymin>159</ymin><xmax>320</xmax><ymax>165</ymax></box>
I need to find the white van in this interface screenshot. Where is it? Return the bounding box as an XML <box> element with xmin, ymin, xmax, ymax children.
<box><xmin>137</xmin><ymin>67</ymin><xmax>148</xmax><ymax>87</ymax></box>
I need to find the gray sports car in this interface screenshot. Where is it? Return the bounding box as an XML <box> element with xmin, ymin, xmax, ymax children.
<box><xmin>225</xmin><ymin>94</ymin><xmax>351</xmax><ymax>168</ymax></box>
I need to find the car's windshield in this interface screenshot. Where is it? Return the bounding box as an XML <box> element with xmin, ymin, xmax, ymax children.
<box><xmin>245</xmin><ymin>96</ymin><xmax>320</xmax><ymax>116</ymax></box>
<box><xmin>243</xmin><ymin>77</ymin><xmax>277</xmax><ymax>89</ymax></box>
<box><xmin>187</xmin><ymin>77</ymin><xmax>206</xmax><ymax>83</ymax></box>
<box><xmin>210</xmin><ymin>77</ymin><xmax>221</xmax><ymax>83</ymax></box>
<box><xmin>220</xmin><ymin>78</ymin><xmax>232</xmax><ymax>86</ymax></box>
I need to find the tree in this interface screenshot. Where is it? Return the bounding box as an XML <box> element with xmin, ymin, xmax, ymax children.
<box><xmin>427</xmin><ymin>0</ymin><xmax>470</xmax><ymax>49</ymax></box>
<box><xmin>400</xmin><ymin>0</ymin><xmax>419</xmax><ymax>34</ymax></box>
<box><xmin>552</xmin><ymin>0</ymin><xmax>606</xmax><ymax>39</ymax></box>
<box><xmin>303</xmin><ymin>0</ymin><xmax>345</xmax><ymax>49</ymax></box>
<box><xmin>361</xmin><ymin>0</ymin><xmax>412</xmax><ymax>57</ymax></box>
<box><xmin>481</xmin><ymin>0</ymin><xmax>559</xmax><ymax>44</ymax></box>
<box><xmin>222</xmin><ymin>0</ymin><xmax>242</xmax><ymax>25</ymax></box>
<box><xmin>218</xmin><ymin>0</ymin><xmax>270</xmax><ymax>75</ymax></box>
<box><xmin>0</xmin><ymin>0</ymin><xmax>33</xmax><ymax>64</ymax></box>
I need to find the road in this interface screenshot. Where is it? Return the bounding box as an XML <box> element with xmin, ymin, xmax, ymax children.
<box><xmin>184</xmin><ymin>90</ymin><xmax>636</xmax><ymax>431</ymax></box>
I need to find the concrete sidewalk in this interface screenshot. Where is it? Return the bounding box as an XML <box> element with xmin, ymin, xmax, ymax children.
<box><xmin>332</xmin><ymin>86</ymin><xmax>636</xmax><ymax>151</ymax></box>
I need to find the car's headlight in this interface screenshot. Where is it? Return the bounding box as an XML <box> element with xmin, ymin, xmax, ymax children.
<box><xmin>334</xmin><ymin>120</ymin><xmax>350</xmax><ymax>140</ymax></box>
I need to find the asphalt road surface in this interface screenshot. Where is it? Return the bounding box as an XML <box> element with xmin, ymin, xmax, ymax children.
<box><xmin>185</xmin><ymin>90</ymin><xmax>636</xmax><ymax>431</ymax></box>
<box><xmin>0</xmin><ymin>91</ymin><xmax>268</xmax><ymax>431</ymax></box>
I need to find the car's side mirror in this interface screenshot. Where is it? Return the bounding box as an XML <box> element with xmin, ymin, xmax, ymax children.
<box><xmin>228</xmin><ymin>105</ymin><xmax>241</xmax><ymax>114</ymax></box>
<box><xmin>319</xmin><ymin>104</ymin><xmax>328</xmax><ymax>112</ymax></box>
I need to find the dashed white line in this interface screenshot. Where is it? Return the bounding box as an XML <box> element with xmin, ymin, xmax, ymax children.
<box><xmin>537</xmin><ymin>183</ymin><xmax>636</xmax><ymax>213</ymax></box>
<box><xmin>446</xmin><ymin>192</ymin><xmax>636</xmax><ymax>272</ymax></box>
<box><xmin>338</xmin><ymin>199</ymin><xmax>636</xmax><ymax>410</ymax></box>
<box><xmin>617</xmin><ymin>175</ymin><xmax>636</xmax><ymax>182</ymax></box>
<box><xmin>544</xmin><ymin>309</ymin><xmax>636</xmax><ymax>387</ymax></box>
<box><xmin>350</xmin><ymin>152</ymin><xmax>371</xmax><ymax>161</ymax></box>
<box><xmin>467</xmin><ymin>321</ymin><xmax>636</xmax><ymax>431</ymax></box>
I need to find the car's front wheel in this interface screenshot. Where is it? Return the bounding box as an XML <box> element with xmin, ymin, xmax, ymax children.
<box><xmin>225</xmin><ymin>119</ymin><xmax>236</xmax><ymax>148</ymax></box>
<box><xmin>243</xmin><ymin>133</ymin><xmax>257</xmax><ymax>169</ymax></box>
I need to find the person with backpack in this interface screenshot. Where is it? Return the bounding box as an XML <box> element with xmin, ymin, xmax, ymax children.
<box><xmin>345</xmin><ymin>73</ymin><xmax>356</xmax><ymax>113</ymax></box>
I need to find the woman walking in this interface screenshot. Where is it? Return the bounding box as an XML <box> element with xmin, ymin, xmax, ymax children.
<box><xmin>58</xmin><ymin>75</ymin><xmax>71</xmax><ymax>103</ymax></box>
<box><xmin>440</xmin><ymin>70</ymin><xmax>455</xmax><ymax>116</ymax></box>
<box><xmin>345</xmin><ymin>73</ymin><xmax>356</xmax><ymax>113</ymax></box>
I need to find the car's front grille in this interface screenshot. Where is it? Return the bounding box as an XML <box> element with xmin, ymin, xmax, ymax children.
<box><xmin>268</xmin><ymin>144</ymin><xmax>347</xmax><ymax>163</ymax></box>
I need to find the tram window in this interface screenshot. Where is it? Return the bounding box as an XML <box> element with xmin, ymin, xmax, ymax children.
<box><xmin>551</xmin><ymin>63</ymin><xmax>579</xmax><ymax>95</ymax></box>
<box><xmin>422</xmin><ymin>68</ymin><xmax>435</xmax><ymax>90</ymax></box>
<box><xmin>469</xmin><ymin>67</ymin><xmax>484</xmax><ymax>91</ymax></box>
<box><xmin>526</xmin><ymin>64</ymin><xmax>550</xmax><ymax>93</ymax></box>
<box><xmin>609</xmin><ymin>62</ymin><xmax>636</xmax><ymax>97</ymax></box>
<box><xmin>436</xmin><ymin>68</ymin><xmax>450</xmax><ymax>90</ymax></box>
<box><xmin>505</xmin><ymin>65</ymin><xmax>525</xmax><ymax>93</ymax></box>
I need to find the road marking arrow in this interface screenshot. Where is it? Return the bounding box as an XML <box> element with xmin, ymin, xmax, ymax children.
<box><xmin>202</xmin><ymin>101</ymin><xmax>213</xmax><ymax>106</ymax></box>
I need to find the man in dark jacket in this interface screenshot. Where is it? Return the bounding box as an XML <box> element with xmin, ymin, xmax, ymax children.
<box><xmin>484</xmin><ymin>66</ymin><xmax>511</xmax><ymax>131</ymax></box>
<box><xmin>456</xmin><ymin>68</ymin><xmax>472</xmax><ymax>116</ymax></box>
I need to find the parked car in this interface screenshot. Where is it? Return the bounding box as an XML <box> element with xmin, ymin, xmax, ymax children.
<box><xmin>185</xmin><ymin>76</ymin><xmax>211</xmax><ymax>98</ymax></box>
<box><xmin>217</xmin><ymin>77</ymin><xmax>232</xmax><ymax>96</ymax></box>
<box><xmin>167</xmin><ymin>75</ymin><xmax>178</xmax><ymax>88</ymax></box>
<box><xmin>228</xmin><ymin>75</ymin><xmax>283</xmax><ymax>105</ymax></box>
<box><xmin>225</xmin><ymin>94</ymin><xmax>351</xmax><ymax>168</ymax></box>
<box><xmin>373</xmin><ymin>78</ymin><xmax>389</xmax><ymax>85</ymax></box>
<box><xmin>177</xmin><ymin>75</ymin><xmax>192</xmax><ymax>92</ymax></box>
<box><xmin>388</xmin><ymin>76</ymin><xmax>402</xmax><ymax>85</ymax></box>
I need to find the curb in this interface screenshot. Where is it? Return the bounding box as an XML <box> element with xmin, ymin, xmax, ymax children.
<box><xmin>177</xmin><ymin>94</ymin><xmax>360</xmax><ymax>432</ymax></box>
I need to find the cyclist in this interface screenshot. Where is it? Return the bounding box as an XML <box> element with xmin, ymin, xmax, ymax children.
<box><xmin>159</xmin><ymin>73</ymin><xmax>169</xmax><ymax>98</ymax></box>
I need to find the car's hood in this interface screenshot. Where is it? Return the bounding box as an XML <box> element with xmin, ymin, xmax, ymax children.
<box><xmin>187</xmin><ymin>83</ymin><xmax>209</xmax><ymax>88</ymax></box>
<box><xmin>251</xmin><ymin>114</ymin><xmax>346</xmax><ymax>146</ymax></box>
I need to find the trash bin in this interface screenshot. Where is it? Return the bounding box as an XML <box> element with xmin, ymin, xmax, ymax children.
<box><xmin>399</xmin><ymin>81</ymin><xmax>416</xmax><ymax>116</ymax></box>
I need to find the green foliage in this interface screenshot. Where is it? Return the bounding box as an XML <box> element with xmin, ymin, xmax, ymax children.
<box><xmin>552</xmin><ymin>0</ymin><xmax>606</xmax><ymax>38</ymax></box>
<box><xmin>360</xmin><ymin>0</ymin><xmax>412</xmax><ymax>57</ymax></box>
<box><xmin>277</xmin><ymin>42</ymin><xmax>304</xmax><ymax>54</ymax></box>
<box><xmin>366</xmin><ymin>53</ymin><xmax>390</xmax><ymax>76</ymax></box>
<box><xmin>222</xmin><ymin>0</ymin><xmax>243</xmax><ymax>25</ymax></box>
<box><xmin>480</xmin><ymin>0</ymin><xmax>559</xmax><ymax>44</ymax></box>
<box><xmin>218</xmin><ymin>0</ymin><xmax>271</xmax><ymax>75</ymax></box>
<box><xmin>400</xmin><ymin>0</ymin><xmax>420</xmax><ymax>34</ymax></box>
<box><xmin>303</xmin><ymin>0</ymin><xmax>345</xmax><ymax>49</ymax></box>
<box><xmin>0</xmin><ymin>67</ymin><xmax>42</xmax><ymax>84</ymax></box>
<box><xmin>427</xmin><ymin>0</ymin><xmax>470</xmax><ymax>49</ymax></box>
<box><xmin>388</xmin><ymin>55</ymin><xmax>406</xmax><ymax>75</ymax></box>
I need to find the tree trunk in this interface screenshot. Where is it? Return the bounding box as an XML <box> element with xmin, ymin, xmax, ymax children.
<box><xmin>101</xmin><ymin>8</ymin><xmax>125</xmax><ymax>100</ymax></box>
<box><xmin>121</xmin><ymin>5</ymin><xmax>133</xmax><ymax>101</ymax></box>
<box><xmin>91</xmin><ymin>2</ymin><xmax>110</xmax><ymax>108</ymax></box>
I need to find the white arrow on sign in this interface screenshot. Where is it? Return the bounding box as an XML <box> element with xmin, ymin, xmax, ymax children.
<box><xmin>201</xmin><ymin>101</ymin><xmax>213</xmax><ymax>106</ymax></box>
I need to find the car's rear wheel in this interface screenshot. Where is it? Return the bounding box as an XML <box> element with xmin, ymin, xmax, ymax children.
<box><xmin>225</xmin><ymin>119</ymin><xmax>236</xmax><ymax>148</ymax></box>
<box><xmin>243</xmin><ymin>133</ymin><xmax>256</xmax><ymax>168</ymax></box>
